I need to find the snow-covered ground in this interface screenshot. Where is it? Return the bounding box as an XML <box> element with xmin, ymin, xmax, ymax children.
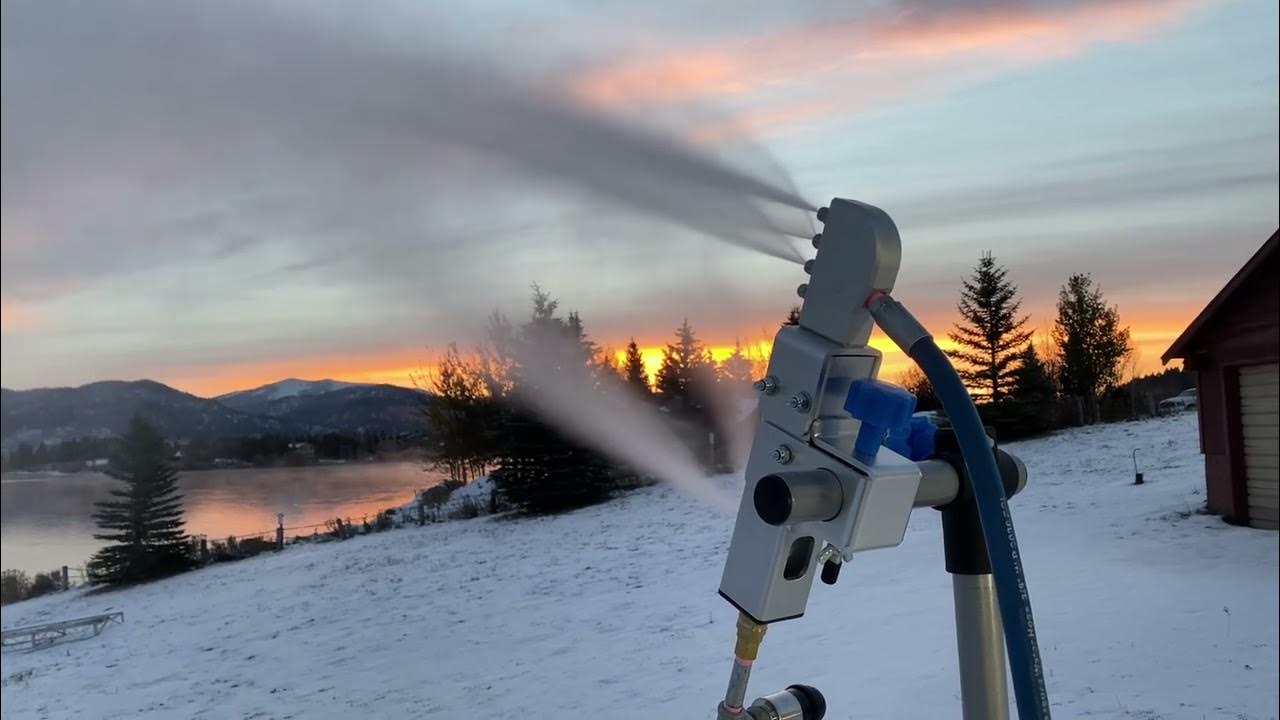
<box><xmin>3</xmin><ymin>414</ymin><xmax>1277</xmax><ymax>719</ymax></box>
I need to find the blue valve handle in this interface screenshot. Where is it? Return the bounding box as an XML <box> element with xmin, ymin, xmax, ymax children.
<box><xmin>845</xmin><ymin>378</ymin><xmax>917</xmax><ymax>462</ymax></box>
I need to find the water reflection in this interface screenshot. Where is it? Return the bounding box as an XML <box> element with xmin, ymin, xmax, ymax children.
<box><xmin>0</xmin><ymin>462</ymin><xmax>444</xmax><ymax>575</ymax></box>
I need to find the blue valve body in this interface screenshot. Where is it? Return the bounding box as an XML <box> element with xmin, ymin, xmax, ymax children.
<box><xmin>886</xmin><ymin>415</ymin><xmax>938</xmax><ymax>461</ymax></box>
<box><xmin>845</xmin><ymin>378</ymin><xmax>917</xmax><ymax>462</ymax></box>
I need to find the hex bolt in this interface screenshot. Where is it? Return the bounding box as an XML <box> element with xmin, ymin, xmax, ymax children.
<box><xmin>787</xmin><ymin>392</ymin><xmax>811</xmax><ymax>412</ymax></box>
<box><xmin>771</xmin><ymin>445</ymin><xmax>794</xmax><ymax>465</ymax></box>
<box><xmin>753</xmin><ymin>376</ymin><xmax>780</xmax><ymax>396</ymax></box>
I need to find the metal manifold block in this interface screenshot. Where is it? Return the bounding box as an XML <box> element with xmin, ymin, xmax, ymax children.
<box><xmin>718</xmin><ymin>198</ymin><xmax>921</xmax><ymax>624</ymax></box>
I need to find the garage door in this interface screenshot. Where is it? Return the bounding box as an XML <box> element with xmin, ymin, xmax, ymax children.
<box><xmin>1240</xmin><ymin>363</ymin><xmax>1280</xmax><ymax>529</ymax></box>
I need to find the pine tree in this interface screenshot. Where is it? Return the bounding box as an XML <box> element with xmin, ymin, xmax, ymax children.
<box><xmin>1003</xmin><ymin>343</ymin><xmax>1059</xmax><ymax>438</ymax></box>
<box><xmin>718</xmin><ymin>340</ymin><xmax>755</xmax><ymax>385</ymax></box>
<box><xmin>1052</xmin><ymin>273</ymin><xmax>1131</xmax><ymax>418</ymax></box>
<box><xmin>622</xmin><ymin>339</ymin><xmax>650</xmax><ymax>395</ymax></box>
<box><xmin>489</xmin><ymin>286</ymin><xmax>619</xmax><ymax>514</ymax></box>
<box><xmin>87</xmin><ymin>417</ymin><xmax>192</xmax><ymax>585</ymax></box>
<box><xmin>784</xmin><ymin>305</ymin><xmax>801</xmax><ymax>326</ymax></box>
<box><xmin>948</xmin><ymin>252</ymin><xmax>1034</xmax><ymax>402</ymax></box>
<box><xmin>655</xmin><ymin>319</ymin><xmax>712</xmax><ymax>414</ymax></box>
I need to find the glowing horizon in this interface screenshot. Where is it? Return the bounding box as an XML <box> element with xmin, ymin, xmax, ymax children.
<box><xmin>146</xmin><ymin>317</ymin><xmax>1189</xmax><ymax>399</ymax></box>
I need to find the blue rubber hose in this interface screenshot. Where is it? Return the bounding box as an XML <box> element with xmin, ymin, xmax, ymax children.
<box><xmin>909</xmin><ymin>336</ymin><xmax>1051</xmax><ymax>720</ymax></box>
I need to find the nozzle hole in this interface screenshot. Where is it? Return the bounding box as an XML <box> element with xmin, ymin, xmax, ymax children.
<box><xmin>783</xmin><ymin>536</ymin><xmax>815</xmax><ymax>581</ymax></box>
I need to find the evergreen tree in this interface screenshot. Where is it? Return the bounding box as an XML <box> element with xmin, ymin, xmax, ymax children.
<box><xmin>1001</xmin><ymin>343</ymin><xmax>1059</xmax><ymax>438</ymax></box>
<box><xmin>87</xmin><ymin>417</ymin><xmax>192</xmax><ymax>585</ymax></box>
<box><xmin>621</xmin><ymin>339</ymin><xmax>650</xmax><ymax>395</ymax></box>
<box><xmin>947</xmin><ymin>252</ymin><xmax>1034</xmax><ymax>402</ymax></box>
<box><xmin>718</xmin><ymin>340</ymin><xmax>755</xmax><ymax>385</ymax></box>
<box><xmin>489</xmin><ymin>286</ymin><xmax>619</xmax><ymax>514</ymax></box>
<box><xmin>655</xmin><ymin>319</ymin><xmax>713</xmax><ymax>414</ymax></box>
<box><xmin>784</xmin><ymin>305</ymin><xmax>801</xmax><ymax>326</ymax></box>
<box><xmin>1052</xmin><ymin>273</ymin><xmax>1132</xmax><ymax>418</ymax></box>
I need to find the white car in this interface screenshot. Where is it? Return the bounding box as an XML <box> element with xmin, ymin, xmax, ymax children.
<box><xmin>1158</xmin><ymin>388</ymin><xmax>1197</xmax><ymax>414</ymax></box>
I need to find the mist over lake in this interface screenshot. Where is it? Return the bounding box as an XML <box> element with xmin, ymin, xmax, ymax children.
<box><xmin>1</xmin><ymin>461</ymin><xmax>445</xmax><ymax>575</ymax></box>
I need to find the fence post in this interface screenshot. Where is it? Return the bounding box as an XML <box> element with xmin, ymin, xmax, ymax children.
<box><xmin>61</xmin><ymin>565</ymin><xmax>69</xmax><ymax>590</ymax></box>
<box><xmin>199</xmin><ymin>537</ymin><xmax>210</xmax><ymax>562</ymax></box>
<box><xmin>276</xmin><ymin>513</ymin><xmax>285</xmax><ymax>550</ymax></box>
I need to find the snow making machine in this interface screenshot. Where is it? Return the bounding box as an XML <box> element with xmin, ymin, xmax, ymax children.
<box><xmin>715</xmin><ymin>199</ymin><xmax>1051</xmax><ymax>720</ymax></box>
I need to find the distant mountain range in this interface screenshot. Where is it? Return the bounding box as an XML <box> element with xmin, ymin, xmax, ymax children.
<box><xmin>216</xmin><ymin>378</ymin><xmax>360</xmax><ymax>411</ymax></box>
<box><xmin>0</xmin><ymin>378</ymin><xmax>427</xmax><ymax>450</ymax></box>
<box><xmin>216</xmin><ymin>379</ymin><xmax>426</xmax><ymax>435</ymax></box>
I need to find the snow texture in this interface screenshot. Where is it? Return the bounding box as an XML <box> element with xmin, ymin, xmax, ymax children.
<box><xmin>2</xmin><ymin>414</ymin><xmax>1277</xmax><ymax>719</ymax></box>
<box><xmin>396</xmin><ymin>475</ymin><xmax>495</xmax><ymax>518</ymax></box>
<box><xmin>217</xmin><ymin>378</ymin><xmax>359</xmax><ymax>403</ymax></box>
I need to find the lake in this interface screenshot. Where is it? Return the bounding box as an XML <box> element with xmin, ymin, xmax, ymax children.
<box><xmin>0</xmin><ymin>462</ymin><xmax>445</xmax><ymax>576</ymax></box>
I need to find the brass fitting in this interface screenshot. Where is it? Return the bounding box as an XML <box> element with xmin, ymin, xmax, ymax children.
<box><xmin>733</xmin><ymin>612</ymin><xmax>768</xmax><ymax>661</ymax></box>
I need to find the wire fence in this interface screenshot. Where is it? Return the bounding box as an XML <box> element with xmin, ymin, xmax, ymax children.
<box><xmin>5</xmin><ymin>484</ymin><xmax>495</xmax><ymax>604</ymax></box>
<box><xmin>10</xmin><ymin>476</ymin><xmax>525</xmax><ymax>604</ymax></box>
<box><xmin>34</xmin><ymin>509</ymin><xmax>417</xmax><ymax>594</ymax></box>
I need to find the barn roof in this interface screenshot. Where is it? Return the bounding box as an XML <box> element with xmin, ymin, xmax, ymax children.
<box><xmin>1163</xmin><ymin>230</ymin><xmax>1280</xmax><ymax>363</ymax></box>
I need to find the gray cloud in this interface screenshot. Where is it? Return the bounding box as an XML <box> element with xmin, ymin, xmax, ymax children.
<box><xmin>1</xmin><ymin>0</ymin><xmax>812</xmax><ymax>309</ymax></box>
<box><xmin>892</xmin><ymin>145</ymin><xmax>1279</xmax><ymax>230</ymax></box>
<box><xmin>2</xmin><ymin>0</ymin><xmax>1274</xmax><ymax>391</ymax></box>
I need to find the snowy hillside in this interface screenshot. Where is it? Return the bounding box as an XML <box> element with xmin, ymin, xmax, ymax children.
<box><xmin>215</xmin><ymin>378</ymin><xmax>362</xmax><ymax>408</ymax></box>
<box><xmin>2</xmin><ymin>414</ymin><xmax>1277</xmax><ymax>719</ymax></box>
<box><xmin>215</xmin><ymin>379</ymin><xmax>426</xmax><ymax>434</ymax></box>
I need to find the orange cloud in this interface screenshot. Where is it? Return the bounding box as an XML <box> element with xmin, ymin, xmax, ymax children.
<box><xmin>569</xmin><ymin>0</ymin><xmax>1205</xmax><ymax>133</ymax></box>
<box><xmin>159</xmin><ymin>348</ymin><xmax>432</xmax><ymax>398</ymax></box>
<box><xmin>0</xmin><ymin>298</ymin><xmax>38</xmax><ymax>335</ymax></box>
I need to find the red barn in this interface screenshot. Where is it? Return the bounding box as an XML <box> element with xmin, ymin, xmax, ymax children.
<box><xmin>1163</xmin><ymin>230</ymin><xmax>1279</xmax><ymax>529</ymax></box>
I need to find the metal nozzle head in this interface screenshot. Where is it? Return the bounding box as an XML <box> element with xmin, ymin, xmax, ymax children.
<box><xmin>753</xmin><ymin>470</ymin><xmax>843</xmax><ymax>526</ymax></box>
<box><xmin>816</xmin><ymin>206</ymin><xmax>829</xmax><ymax>222</ymax></box>
<box><xmin>796</xmin><ymin>283</ymin><xmax>808</xmax><ymax>298</ymax></box>
<box><xmin>811</xmin><ymin>233</ymin><xmax>821</xmax><ymax>249</ymax></box>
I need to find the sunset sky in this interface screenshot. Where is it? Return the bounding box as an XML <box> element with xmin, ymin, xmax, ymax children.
<box><xmin>2</xmin><ymin>0</ymin><xmax>1277</xmax><ymax>397</ymax></box>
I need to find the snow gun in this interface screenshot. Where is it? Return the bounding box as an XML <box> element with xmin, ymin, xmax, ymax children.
<box><xmin>715</xmin><ymin>199</ymin><xmax>1051</xmax><ymax>720</ymax></box>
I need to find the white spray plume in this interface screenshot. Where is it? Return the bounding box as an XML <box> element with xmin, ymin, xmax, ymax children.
<box><xmin>511</xmin><ymin>342</ymin><xmax>739</xmax><ymax>513</ymax></box>
<box><xmin>696</xmin><ymin>380</ymin><xmax>758</xmax><ymax>474</ymax></box>
<box><xmin>2</xmin><ymin>1</ymin><xmax>813</xmax><ymax>269</ymax></box>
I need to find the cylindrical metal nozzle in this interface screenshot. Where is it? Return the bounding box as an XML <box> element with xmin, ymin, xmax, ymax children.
<box><xmin>753</xmin><ymin>470</ymin><xmax>843</xmax><ymax>526</ymax></box>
